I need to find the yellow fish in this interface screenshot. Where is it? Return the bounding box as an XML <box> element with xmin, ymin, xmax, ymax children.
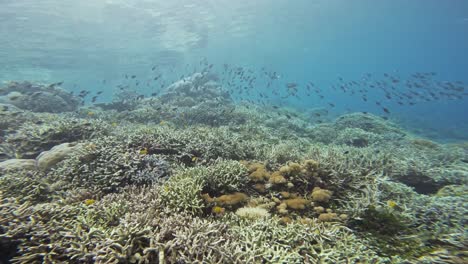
<box><xmin>139</xmin><ymin>148</ymin><xmax>148</xmax><ymax>155</ymax></box>
<box><xmin>192</xmin><ymin>156</ymin><xmax>198</xmax><ymax>162</ymax></box>
<box><xmin>387</xmin><ymin>200</ymin><xmax>397</xmax><ymax>208</ymax></box>
<box><xmin>84</xmin><ymin>199</ymin><xmax>96</xmax><ymax>206</ymax></box>
<box><xmin>211</xmin><ymin>206</ymin><xmax>225</xmax><ymax>215</ymax></box>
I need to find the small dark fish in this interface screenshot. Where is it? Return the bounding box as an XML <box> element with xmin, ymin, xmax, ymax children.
<box><xmin>91</xmin><ymin>96</ymin><xmax>98</xmax><ymax>103</ymax></box>
<box><xmin>286</xmin><ymin>83</ymin><xmax>298</xmax><ymax>89</ymax></box>
<box><xmin>152</xmin><ymin>66</ymin><xmax>156</xmax><ymax>71</ymax></box>
<box><xmin>343</xmin><ymin>150</ymin><xmax>350</xmax><ymax>155</ymax></box>
<box><xmin>131</xmin><ymin>75</ymin><xmax>136</xmax><ymax>79</ymax></box>
<box><xmin>328</xmin><ymin>103</ymin><xmax>335</xmax><ymax>107</ymax></box>
<box><xmin>285</xmin><ymin>114</ymin><xmax>292</xmax><ymax>119</ymax></box>
<box><xmin>272</xmin><ymin>105</ymin><xmax>279</xmax><ymax>109</ymax></box>
<box><xmin>49</xmin><ymin>81</ymin><xmax>64</xmax><ymax>88</ymax></box>
<box><xmin>382</xmin><ymin>107</ymin><xmax>390</xmax><ymax>114</ymax></box>
<box><xmin>136</xmin><ymin>95</ymin><xmax>145</xmax><ymax>100</ymax></box>
<box><xmin>96</xmin><ymin>91</ymin><xmax>103</xmax><ymax>95</ymax></box>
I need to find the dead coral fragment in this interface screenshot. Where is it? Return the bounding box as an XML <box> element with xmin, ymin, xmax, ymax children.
<box><xmin>236</xmin><ymin>207</ymin><xmax>270</xmax><ymax>219</ymax></box>
<box><xmin>284</xmin><ymin>198</ymin><xmax>309</xmax><ymax>210</ymax></box>
<box><xmin>311</xmin><ymin>187</ymin><xmax>333</xmax><ymax>203</ymax></box>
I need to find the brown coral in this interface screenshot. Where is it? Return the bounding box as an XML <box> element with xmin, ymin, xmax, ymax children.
<box><xmin>311</xmin><ymin>187</ymin><xmax>333</xmax><ymax>203</ymax></box>
<box><xmin>287</xmin><ymin>162</ymin><xmax>302</xmax><ymax>175</ymax></box>
<box><xmin>248</xmin><ymin>164</ymin><xmax>270</xmax><ymax>182</ymax></box>
<box><xmin>303</xmin><ymin>159</ymin><xmax>319</xmax><ymax>171</ymax></box>
<box><xmin>284</xmin><ymin>198</ymin><xmax>309</xmax><ymax>210</ymax></box>
<box><xmin>269</xmin><ymin>171</ymin><xmax>287</xmax><ymax>184</ymax></box>
<box><xmin>213</xmin><ymin>192</ymin><xmax>248</xmax><ymax>206</ymax></box>
<box><xmin>318</xmin><ymin>212</ymin><xmax>337</xmax><ymax>222</ymax></box>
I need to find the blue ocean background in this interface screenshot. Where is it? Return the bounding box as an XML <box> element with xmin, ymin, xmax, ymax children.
<box><xmin>1</xmin><ymin>0</ymin><xmax>467</xmax><ymax>141</ymax></box>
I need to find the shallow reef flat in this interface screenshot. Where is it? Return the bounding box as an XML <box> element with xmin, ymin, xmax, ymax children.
<box><xmin>0</xmin><ymin>79</ymin><xmax>467</xmax><ymax>263</ymax></box>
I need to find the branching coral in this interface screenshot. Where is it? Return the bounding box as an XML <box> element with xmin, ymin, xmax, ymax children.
<box><xmin>6</xmin><ymin>116</ymin><xmax>110</xmax><ymax>158</ymax></box>
<box><xmin>159</xmin><ymin>168</ymin><xmax>206</xmax><ymax>215</ymax></box>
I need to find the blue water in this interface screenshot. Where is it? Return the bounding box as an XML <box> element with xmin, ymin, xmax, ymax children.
<box><xmin>1</xmin><ymin>0</ymin><xmax>467</xmax><ymax>140</ymax></box>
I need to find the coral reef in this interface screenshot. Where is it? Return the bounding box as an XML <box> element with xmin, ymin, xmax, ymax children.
<box><xmin>0</xmin><ymin>81</ymin><xmax>80</xmax><ymax>113</ymax></box>
<box><xmin>0</xmin><ymin>79</ymin><xmax>466</xmax><ymax>263</ymax></box>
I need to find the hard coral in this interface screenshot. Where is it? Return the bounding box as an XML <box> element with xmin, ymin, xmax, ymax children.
<box><xmin>311</xmin><ymin>187</ymin><xmax>333</xmax><ymax>203</ymax></box>
<box><xmin>248</xmin><ymin>163</ymin><xmax>270</xmax><ymax>182</ymax></box>
<box><xmin>318</xmin><ymin>212</ymin><xmax>338</xmax><ymax>222</ymax></box>
<box><xmin>284</xmin><ymin>198</ymin><xmax>309</xmax><ymax>210</ymax></box>
<box><xmin>213</xmin><ymin>192</ymin><xmax>248</xmax><ymax>206</ymax></box>
<box><xmin>269</xmin><ymin>171</ymin><xmax>287</xmax><ymax>184</ymax></box>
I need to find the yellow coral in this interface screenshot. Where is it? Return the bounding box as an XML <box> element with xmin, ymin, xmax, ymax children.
<box><xmin>311</xmin><ymin>187</ymin><xmax>333</xmax><ymax>203</ymax></box>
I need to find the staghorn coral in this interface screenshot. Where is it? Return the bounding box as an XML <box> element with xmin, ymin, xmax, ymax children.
<box><xmin>159</xmin><ymin>168</ymin><xmax>206</xmax><ymax>215</ymax></box>
<box><xmin>0</xmin><ymin>81</ymin><xmax>80</xmax><ymax>113</ymax></box>
<box><xmin>226</xmin><ymin>215</ymin><xmax>389</xmax><ymax>263</ymax></box>
<box><xmin>23</xmin><ymin>136</ymin><xmax>172</xmax><ymax>200</ymax></box>
<box><xmin>6</xmin><ymin>116</ymin><xmax>110</xmax><ymax>158</ymax></box>
<box><xmin>199</xmin><ymin>159</ymin><xmax>249</xmax><ymax>193</ymax></box>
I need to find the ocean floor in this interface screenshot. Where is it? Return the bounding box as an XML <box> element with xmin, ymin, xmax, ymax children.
<box><xmin>0</xmin><ymin>78</ymin><xmax>467</xmax><ymax>263</ymax></box>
